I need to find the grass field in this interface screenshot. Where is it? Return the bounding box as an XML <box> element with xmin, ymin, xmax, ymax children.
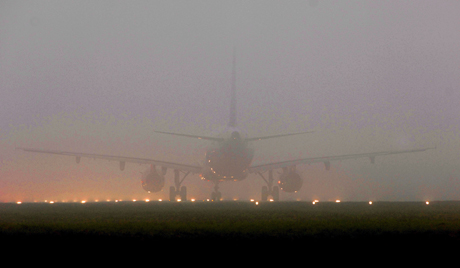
<box><xmin>1</xmin><ymin>201</ymin><xmax>459</xmax><ymax>246</ymax></box>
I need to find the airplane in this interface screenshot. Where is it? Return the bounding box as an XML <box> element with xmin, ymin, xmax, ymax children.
<box><xmin>17</xmin><ymin>52</ymin><xmax>434</xmax><ymax>202</ymax></box>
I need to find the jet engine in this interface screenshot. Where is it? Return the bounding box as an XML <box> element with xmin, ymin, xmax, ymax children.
<box><xmin>278</xmin><ymin>168</ymin><xmax>303</xmax><ymax>193</ymax></box>
<box><xmin>141</xmin><ymin>166</ymin><xmax>165</xmax><ymax>193</ymax></box>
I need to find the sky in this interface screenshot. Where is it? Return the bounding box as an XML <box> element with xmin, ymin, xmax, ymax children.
<box><xmin>1</xmin><ymin>0</ymin><xmax>459</xmax><ymax>202</ymax></box>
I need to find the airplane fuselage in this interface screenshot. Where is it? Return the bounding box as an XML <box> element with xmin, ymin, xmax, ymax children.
<box><xmin>200</xmin><ymin>130</ymin><xmax>254</xmax><ymax>182</ymax></box>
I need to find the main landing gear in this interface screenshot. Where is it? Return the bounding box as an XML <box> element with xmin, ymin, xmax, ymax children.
<box><xmin>258</xmin><ymin>170</ymin><xmax>280</xmax><ymax>201</ymax></box>
<box><xmin>169</xmin><ymin>169</ymin><xmax>190</xmax><ymax>201</ymax></box>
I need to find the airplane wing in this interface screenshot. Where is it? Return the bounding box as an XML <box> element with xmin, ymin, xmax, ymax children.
<box><xmin>247</xmin><ymin>147</ymin><xmax>434</xmax><ymax>173</ymax></box>
<box><xmin>16</xmin><ymin>147</ymin><xmax>203</xmax><ymax>173</ymax></box>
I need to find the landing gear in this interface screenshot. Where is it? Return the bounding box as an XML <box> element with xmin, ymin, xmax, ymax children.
<box><xmin>211</xmin><ymin>182</ymin><xmax>221</xmax><ymax>201</ymax></box>
<box><xmin>258</xmin><ymin>170</ymin><xmax>280</xmax><ymax>201</ymax></box>
<box><xmin>169</xmin><ymin>170</ymin><xmax>190</xmax><ymax>201</ymax></box>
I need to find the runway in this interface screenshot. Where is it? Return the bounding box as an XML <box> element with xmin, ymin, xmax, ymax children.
<box><xmin>1</xmin><ymin>201</ymin><xmax>459</xmax><ymax>247</ymax></box>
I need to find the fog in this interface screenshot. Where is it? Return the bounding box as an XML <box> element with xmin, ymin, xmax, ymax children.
<box><xmin>1</xmin><ymin>0</ymin><xmax>459</xmax><ymax>202</ymax></box>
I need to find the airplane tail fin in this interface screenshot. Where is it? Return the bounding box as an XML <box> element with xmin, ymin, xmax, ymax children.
<box><xmin>228</xmin><ymin>48</ymin><xmax>237</xmax><ymax>128</ymax></box>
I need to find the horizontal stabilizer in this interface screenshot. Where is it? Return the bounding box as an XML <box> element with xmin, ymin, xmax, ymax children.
<box><xmin>154</xmin><ymin>130</ymin><xmax>224</xmax><ymax>142</ymax></box>
<box><xmin>246</xmin><ymin>131</ymin><xmax>314</xmax><ymax>141</ymax></box>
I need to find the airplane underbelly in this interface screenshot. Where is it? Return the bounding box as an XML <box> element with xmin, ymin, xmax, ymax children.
<box><xmin>201</xmin><ymin>145</ymin><xmax>253</xmax><ymax>182</ymax></box>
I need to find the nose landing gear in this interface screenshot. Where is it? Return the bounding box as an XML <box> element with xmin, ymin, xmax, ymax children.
<box><xmin>211</xmin><ymin>182</ymin><xmax>222</xmax><ymax>201</ymax></box>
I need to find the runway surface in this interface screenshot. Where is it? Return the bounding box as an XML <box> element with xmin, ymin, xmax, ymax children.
<box><xmin>1</xmin><ymin>201</ymin><xmax>459</xmax><ymax>247</ymax></box>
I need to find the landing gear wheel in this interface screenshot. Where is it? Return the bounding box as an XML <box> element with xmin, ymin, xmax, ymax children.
<box><xmin>261</xmin><ymin>186</ymin><xmax>268</xmax><ymax>201</ymax></box>
<box><xmin>272</xmin><ymin>186</ymin><xmax>279</xmax><ymax>202</ymax></box>
<box><xmin>180</xmin><ymin>186</ymin><xmax>187</xmax><ymax>201</ymax></box>
<box><xmin>169</xmin><ymin>186</ymin><xmax>176</xmax><ymax>201</ymax></box>
<box><xmin>211</xmin><ymin>191</ymin><xmax>221</xmax><ymax>201</ymax></box>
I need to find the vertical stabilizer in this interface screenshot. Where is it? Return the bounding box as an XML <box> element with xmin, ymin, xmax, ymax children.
<box><xmin>228</xmin><ymin>48</ymin><xmax>237</xmax><ymax>128</ymax></box>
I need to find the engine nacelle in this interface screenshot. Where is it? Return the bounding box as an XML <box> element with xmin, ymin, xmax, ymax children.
<box><xmin>141</xmin><ymin>166</ymin><xmax>165</xmax><ymax>193</ymax></box>
<box><xmin>278</xmin><ymin>170</ymin><xmax>303</xmax><ymax>193</ymax></box>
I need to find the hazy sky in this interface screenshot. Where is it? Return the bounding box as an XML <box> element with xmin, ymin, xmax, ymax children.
<box><xmin>1</xmin><ymin>0</ymin><xmax>459</xmax><ymax>202</ymax></box>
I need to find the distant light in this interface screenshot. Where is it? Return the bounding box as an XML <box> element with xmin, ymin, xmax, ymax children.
<box><xmin>426</xmin><ymin>201</ymin><xmax>430</xmax><ymax>205</ymax></box>
<box><xmin>335</xmin><ymin>200</ymin><xmax>341</xmax><ymax>203</ymax></box>
<box><xmin>250</xmin><ymin>199</ymin><xmax>255</xmax><ymax>202</ymax></box>
<box><xmin>369</xmin><ymin>201</ymin><xmax>373</xmax><ymax>205</ymax></box>
<box><xmin>17</xmin><ymin>201</ymin><xmax>22</xmax><ymax>204</ymax></box>
<box><xmin>132</xmin><ymin>199</ymin><xmax>137</xmax><ymax>202</ymax></box>
<box><xmin>269</xmin><ymin>199</ymin><xmax>274</xmax><ymax>202</ymax></box>
<box><xmin>145</xmin><ymin>199</ymin><xmax>150</xmax><ymax>202</ymax></box>
<box><xmin>50</xmin><ymin>201</ymin><xmax>55</xmax><ymax>204</ymax></box>
<box><xmin>312</xmin><ymin>201</ymin><xmax>316</xmax><ymax>205</ymax></box>
<box><xmin>115</xmin><ymin>200</ymin><xmax>119</xmax><ymax>203</ymax></box>
<box><xmin>158</xmin><ymin>199</ymin><xmax>163</xmax><ymax>202</ymax></box>
<box><xmin>177</xmin><ymin>199</ymin><xmax>182</xmax><ymax>202</ymax></box>
<box><xmin>81</xmin><ymin>201</ymin><xmax>86</xmax><ymax>204</ymax></box>
<box><xmin>206</xmin><ymin>199</ymin><xmax>210</xmax><ymax>202</ymax></box>
<box><xmin>255</xmin><ymin>201</ymin><xmax>259</xmax><ymax>205</ymax></box>
<box><xmin>191</xmin><ymin>199</ymin><xmax>196</xmax><ymax>202</ymax></box>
